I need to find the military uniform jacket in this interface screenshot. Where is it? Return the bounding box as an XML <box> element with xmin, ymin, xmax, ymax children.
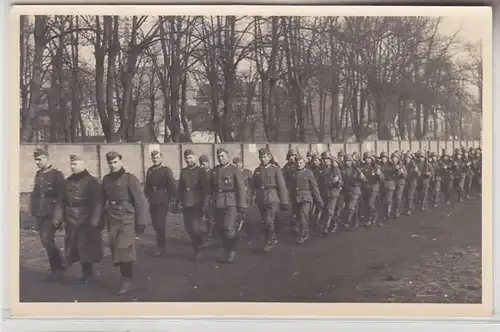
<box><xmin>144</xmin><ymin>164</ymin><xmax>177</xmax><ymax>205</ymax></box>
<box><xmin>178</xmin><ymin>165</ymin><xmax>209</xmax><ymax>207</ymax></box>
<box><xmin>461</xmin><ymin>158</ymin><xmax>474</xmax><ymax>177</ymax></box>
<box><xmin>417</xmin><ymin>161</ymin><xmax>434</xmax><ymax>180</ymax></box>
<box><xmin>430</xmin><ymin>161</ymin><xmax>443</xmax><ymax>181</ymax></box>
<box><xmin>309</xmin><ymin>165</ymin><xmax>322</xmax><ymax>182</ymax></box>
<box><xmin>63</xmin><ymin>169</ymin><xmax>102</xmax><ymax>227</ymax></box>
<box><xmin>405</xmin><ymin>160</ymin><xmax>421</xmax><ymax>182</ymax></box>
<box><xmin>30</xmin><ymin>165</ymin><xmax>65</xmax><ymax>219</ymax></box>
<box><xmin>289</xmin><ymin>168</ymin><xmax>323</xmax><ymax>204</ymax></box>
<box><xmin>318</xmin><ymin>166</ymin><xmax>343</xmax><ymax>198</ymax></box>
<box><xmin>451</xmin><ymin>160</ymin><xmax>466</xmax><ymax>179</ymax></box>
<box><xmin>209</xmin><ymin>163</ymin><xmax>247</xmax><ymax>209</ymax></box>
<box><xmin>341</xmin><ymin>166</ymin><xmax>364</xmax><ymax>195</ymax></box>
<box><xmin>102</xmin><ymin>169</ymin><xmax>148</xmax><ymax>227</ymax></box>
<box><xmin>472</xmin><ymin>157</ymin><xmax>482</xmax><ymax>176</ymax></box>
<box><xmin>359</xmin><ymin>163</ymin><xmax>383</xmax><ymax>191</ymax></box>
<box><xmin>252</xmin><ymin>163</ymin><xmax>289</xmax><ymax>206</ymax></box>
<box><xmin>381</xmin><ymin>162</ymin><xmax>399</xmax><ymax>191</ymax></box>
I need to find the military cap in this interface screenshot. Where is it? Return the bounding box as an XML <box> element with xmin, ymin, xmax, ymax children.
<box><xmin>33</xmin><ymin>148</ymin><xmax>49</xmax><ymax>158</ymax></box>
<box><xmin>150</xmin><ymin>150</ymin><xmax>161</xmax><ymax>157</ymax></box>
<box><xmin>216</xmin><ymin>148</ymin><xmax>228</xmax><ymax>155</ymax></box>
<box><xmin>184</xmin><ymin>149</ymin><xmax>195</xmax><ymax>157</ymax></box>
<box><xmin>286</xmin><ymin>149</ymin><xmax>297</xmax><ymax>158</ymax></box>
<box><xmin>321</xmin><ymin>151</ymin><xmax>333</xmax><ymax>160</ymax></box>
<box><xmin>296</xmin><ymin>154</ymin><xmax>305</xmax><ymax>162</ymax></box>
<box><xmin>344</xmin><ymin>154</ymin><xmax>353</xmax><ymax>161</ymax></box>
<box><xmin>199</xmin><ymin>154</ymin><xmax>209</xmax><ymax>163</ymax></box>
<box><xmin>233</xmin><ymin>156</ymin><xmax>242</xmax><ymax>164</ymax></box>
<box><xmin>306</xmin><ymin>151</ymin><xmax>312</xmax><ymax>157</ymax></box>
<box><xmin>105</xmin><ymin>151</ymin><xmax>122</xmax><ymax>161</ymax></box>
<box><xmin>259</xmin><ymin>148</ymin><xmax>271</xmax><ymax>157</ymax></box>
<box><xmin>403</xmin><ymin>152</ymin><xmax>412</xmax><ymax>159</ymax></box>
<box><xmin>390</xmin><ymin>152</ymin><xmax>399</xmax><ymax>159</ymax></box>
<box><xmin>380</xmin><ymin>152</ymin><xmax>388</xmax><ymax>158</ymax></box>
<box><xmin>70</xmin><ymin>153</ymin><xmax>84</xmax><ymax>162</ymax></box>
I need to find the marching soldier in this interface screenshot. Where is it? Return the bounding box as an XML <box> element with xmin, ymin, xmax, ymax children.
<box><xmin>472</xmin><ymin>149</ymin><xmax>482</xmax><ymax>195</ymax></box>
<box><xmin>209</xmin><ymin>148</ymin><xmax>247</xmax><ymax>263</ymax></box>
<box><xmin>233</xmin><ymin>156</ymin><xmax>253</xmax><ymax>203</ymax></box>
<box><xmin>199</xmin><ymin>154</ymin><xmax>216</xmax><ymax>247</ymax></box>
<box><xmin>306</xmin><ymin>151</ymin><xmax>313</xmax><ymax>165</ymax></box>
<box><xmin>440</xmin><ymin>152</ymin><xmax>454</xmax><ymax>205</ymax></box>
<box><xmin>251</xmin><ymin>148</ymin><xmax>289</xmax><ymax>252</ymax></box>
<box><xmin>308</xmin><ymin>152</ymin><xmax>323</xmax><ymax>230</ymax></box>
<box><xmin>144</xmin><ymin>150</ymin><xmax>177</xmax><ymax>257</ymax></box>
<box><xmin>282</xmin><ymin>149</ymin><xmax>298</xmax><ymax>232</ymax></box>
<box><xmin>30</xmin><ymin>148</ymin><xmax>66</xmax><ymax>281</ymax></box>
<box><xmin>392</xmin><ymin>152</ymin><xmax>407</xmax><ymax>218</ymax></box>
<box><xmin>452</xmin><ymin>150</ymin><xmax>466</xmax><ymax>202</ymax></box>
<box><xmin>403</xmin><ymin>152</ymin><xmax>420</xmax><ymax>215</ymax></box>
<box><xmin>340</xmin><ymin>154</ymin><xmax>366</xmax><ymax>228</ymax></box>
<box><xmin>359</xmin><ymin>152</ymin><xmax>382</xmax><ymax>226</ymax></box>
<box><xmin>461</xmin><ymin>149</ymin><xmax>474</xmax><ymax>199</ymax></box>
<box><xmin>429</xmin><ymin>152</ymin><xmax>442</xmax><ymax>208</ymax></box>
<box><xmin>177</xmin><ymin>149</ymin><xmax>210</xmax><ymax>261</ymax></box>
<box><xmin>62</xmin><ymin>154</ymin><xmax>103</xmax><ymax>284</ymax></box>
<box><xmin>318</xmin><ymin>151</ymin><xmax>343</xmax><ymax>234</ymax></box>
<box><xmin>289</xmin><ymin>155</ymin><xmax>323</xmax><ymax>244</ymax></box>
<box><xmin>379</xmin><ymin>152</ymin><xmax>397</xmax><ymax>221</ymax></box>
<box><xmin>415</xmin><ymin>151</ymin><xmax>434</xmax><ymax>210</ymax></box>
<box><xmin>101</xmin><ymin>151</ymin><xmax>148</xmax><ymax>295</ymax></box>
<box><xmin>233</xmin><ymin>156</ymin><xmax>254</xmax><ymax>238</ymax></box>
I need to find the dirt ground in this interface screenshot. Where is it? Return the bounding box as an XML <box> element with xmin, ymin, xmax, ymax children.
<box><xmin>18</xmin><ymin>195</ymin><xmax>481</xmax><ymax>303</ymax></box>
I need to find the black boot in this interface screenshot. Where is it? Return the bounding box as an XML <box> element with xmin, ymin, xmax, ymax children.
<box><xmin>263</xmin><ymin>226</ymin><xmax>278</xmax><ymax>253</ymax></box>
<box><xmin>118</xmin><ymin>262</ymin><xmax>134</xmax><ymax>295</ymax></box>
<box><xmin>76</xmin><ymin>262</ymin><xmax>93</xmax><ymax>284</ymax></box>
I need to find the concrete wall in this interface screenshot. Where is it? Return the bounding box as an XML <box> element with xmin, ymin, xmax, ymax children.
<box><xmin>19</xmin><ymin>140</ymin><xmax>481</xmax><ymax>193</ymax></box>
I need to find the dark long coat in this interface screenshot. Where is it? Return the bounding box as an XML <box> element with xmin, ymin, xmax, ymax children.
<box><xmin>62</xmin><ymin>169</ymin><xmax>103</xmax><ymax>265</ymax></box>
<box><xmin>102</xmin><ymin>168</ymin><xmax>149</xmax><ymax>265</ymax></box>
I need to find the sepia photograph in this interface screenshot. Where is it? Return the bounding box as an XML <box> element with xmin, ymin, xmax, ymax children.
<box><xmin>10</xmin><ymin>5</ymin><xmax>492</xmax><ymax>318</ymax></box>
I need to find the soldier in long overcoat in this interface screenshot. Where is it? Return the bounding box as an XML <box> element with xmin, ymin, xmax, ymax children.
<box><xmin>62</xmin><ymin>154</ymin><xmax>103</xmax><ymax>284</ymax></box>
<box><xmin>359</xmin><ymin>152</ymin><xmax>382</xmax><ymax>226</ymax></box>
<box><xmin>340</xmin><ymin>154</ymin><xmax>365</xmax><ymax>228</ymax></box>
<box><xmin>177</xmin><ymin>149</ymin><xmax>210</xmax><ymax>261</ymax></box>
<box><xmin>251</xmin><ymin>148</ymin><xmax>289</xmax><ymax>253</ymax></box>
<box><xmin>144</xmin><ymin>150</ymin><xmax>177</xmax><ymax>257</ymax></box>
<box><xmin>318</xmin><ymin>151</ymin><xmax>343</xmax><ymax>235</ymax></box>
<box><xmin>209</xmin><ymin>148</ymin><xmax>247</xmax><ymax>263</ymax></box>
<box><xmin>428</xmin><ymin>152</ymin><xmax>442</xmax><ymax>208</ymax></box>
<box><xmin>281</xmin><ymin>149</ymin><xmax>298</xmax><ymax>232</ymax></box>
<box><xmin>403</xmin><ymin>153</ymin><xmax>420</xmax><ymax>215</ymax></box>
<box><xmin>30</xmin><ymin>148</ymin><xmax>66</xmax><ymax>281</ymax></box>
<box><xmin>289</xmin><ymin>154</ymin><xmax>323</xmax><ymax>244</ymax></box>
<box><xmin>391</xmin><ymin>152</ymin><xmax>407</xmax><ymax>218</ymax></box>
<box><xmin>101</xmin><ymin>151</ymin><xmax>149</xmax><ymax>295</ymax></box>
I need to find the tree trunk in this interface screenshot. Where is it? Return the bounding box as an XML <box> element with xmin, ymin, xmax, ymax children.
<box><xmin>20</xmin><ymin>15</ymin><xmax>47</xmax><ymax>142</ymax></box>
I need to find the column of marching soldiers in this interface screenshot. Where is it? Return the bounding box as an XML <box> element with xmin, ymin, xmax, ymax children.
<box><xmin>28</xmin><ymin>144</ymin><xmax>482</xmax><ymax>296</ymax></box>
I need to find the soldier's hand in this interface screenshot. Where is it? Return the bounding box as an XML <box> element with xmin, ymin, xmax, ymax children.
<box><xmin>279</xmin><ymin>203</ymin><xmax>289</xmax><ymax>211</ymax></box>
<box><xmin>136</xmin><ymin>224</ymin><xmax>146</xmax><ymax>235</ymax></box>
<box><xmin>52</xmin><ymin>219</ymin><xmax>63</xmax><ymax>230</ymax></box>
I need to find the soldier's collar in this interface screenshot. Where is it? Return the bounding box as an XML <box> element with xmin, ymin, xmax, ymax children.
<box><xmin>40</xmin><ymin>164</ymin><xmax>54</xmax><ymax>173</ymax></box>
